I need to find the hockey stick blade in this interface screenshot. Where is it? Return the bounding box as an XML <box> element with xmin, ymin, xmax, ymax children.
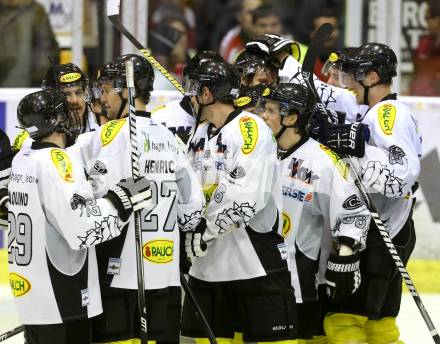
<box><xmin>107</xmin><ymin>0</ymin><xmax>185</xmax><ymax>94</ymax></box>
<box><xmin>0</xmin><ymin>325</ymin><xmax>24</xmax><ymax>342</ymax></box>
<box><xmin>301</xmin><ymin>24</ymin><xmax>440</xmax><ymax>344</ymax></box>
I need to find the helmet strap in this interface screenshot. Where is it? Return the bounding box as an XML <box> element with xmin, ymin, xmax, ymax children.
<box><xmin>117</xmin><ymin>93</ymin><xmax>128</xmax><ymax>119</ymax></box>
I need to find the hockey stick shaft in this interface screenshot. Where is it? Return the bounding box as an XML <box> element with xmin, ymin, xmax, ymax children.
<box><xmin>301</xmin><ymin>24</ymin><xmax>440</xmax><ymax>344</ymax></box>
<box><xmin>125</xmin><ymin>59</ymin><xmax>148</xmax><ymax>344</ymax></box>
<box><xmin>107</xmin><ymin>0</ymin><xmax>184</xmax><ymax>94</ymax></box>
<box><xmin>180</xmin><ymin>273</ymin><xmax>218</xmax><ymax>344</ymax></box>
<box><xmin>0</xmin><ymin>325</ymin><xmax>24</xmax><ymax>342</ymax></box>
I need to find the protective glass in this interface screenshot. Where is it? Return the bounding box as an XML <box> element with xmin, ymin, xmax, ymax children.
<box><xmin>338</xmin><ymin>71</ymin><xmax>357</xmax><ymax>89</ymax></box>
<box><xmin>256</xmin><ymin>98</ymin><xmax>293</xmax><ymax>117</ymax></box>
<box><xmin>183</xmin><ymin>77</ymin><xmax>201</xmax><ymax>97</ymax></box>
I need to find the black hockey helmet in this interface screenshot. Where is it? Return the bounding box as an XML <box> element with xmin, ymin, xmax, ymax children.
<box><xmin>322</xmin><ymin>47</ymin><xmax>357</xmax><ymax>75</ymax></box>
<box><xmin>17</xmin><ymin>89</ymin><xmax>81</xmax><ymax>144</ymax></box>
<box><xmin>234</xmin><ymin>83</ymin><xmax>271</xmax><ymax>109</ymax></box>
<box><xmin>235</xmin><ymin>49</ymin><xmax>278</xmax><ymax>86</ymax></box>
<box><xmin>260</xmin><ymin>83</ymin><xmax>314</xmax><ymax>117</ymax></box>
<box><xmin>98</xmin><ymin>54</ymin><xmax>154</xmax><ymax>102</ymax></box>
<box><xmin>340</xmin><ymin>43</ymin><xmax>397</xmax><ymax>84</ymax></box>
<box><xmin>42</xmin><ymin>63</ymin><xmax>89</xmax><ymax>91</ymax></box>
<box><xmin>183</xmin><ymin>51</ymin><xmax>240</xmax><ymax>102</ymax></box>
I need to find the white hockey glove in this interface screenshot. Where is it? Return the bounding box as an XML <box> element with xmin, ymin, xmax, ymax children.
<box><xmin>105</xmin><ymin>177</ymin><xmax>152</xmax><ymax>221</ymax></box>
<box><xmin>185</xmin><ymin>218</ymin><xmax>208</xmax><ymax>259</ymax></box>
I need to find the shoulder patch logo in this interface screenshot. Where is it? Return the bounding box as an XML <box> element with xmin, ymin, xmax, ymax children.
<box><xmin>9</xmin><ymin>272</ymin><xmax>31</xmax><ymax>297</ymax></box>
<box><xmin>282</xmin><ymin>212</ymin><xmax>292</xmax><ymax>238</ymax></box>
<box><xmin>143</xmin><ymin>239</ymin><xmax>174</xmax><ymax>263</ymax></box>
<box><xmin>12</xmin><ymin>130</ymin><xmax>29</xmax><ymax>151</ymax></box>
<box><xmin>59</xmin><ymin>72</ymin><xmax>81</xmax><ymax>83</ymax></box>
<box><xmin>319</xmin><ymin>144</ymin><xmax>349</xmax><ymax>179</ymax></box>
<box><xmin>378</xmin><ymin>103</ymin><xmax>396</xmax><ymax>135</ymax></box>
<box><xmin>239</xmin><ymin>116</ymin><xmax>258</xmax><ymax>154</ymax></box>
<box><xmin>101</xmin><ymin>118</ymin><xmax>126</xmax><ymax>146</ymax></box>
<box><xmin>51</xmin><ymin>149</ymin><xmax>74</xmax><ymax>182</ymax></box>
<box><xmin>342</xmin><ymin>194</ymin><xmax>363</xmax><ymax>210</ymax></box>
<box><xmin>234</xmin><ymin>96</ymin><xmax>252</xmax><ymax>107</ymax></box>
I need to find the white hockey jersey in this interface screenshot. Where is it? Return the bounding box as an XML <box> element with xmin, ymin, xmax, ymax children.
<box><xmin>279</xmin><ymin>57</ymin><xmax>422</xmax><ymax>237</ymax></box>
<box><xmin>8</xmin><ymin>142</ymin><xmax>126</xmax><ymax>325</ymax></box>
<box><xmin>85</xmin><ymin>112</ymin><xmax>205</xmax><ymax>290</ymax></box>
<box><xmin>279</xmin><ymin>137</ymin><xmax>371</xmax><ymax>303</ymax></box>
<box><xmin>187</xmin><ymin>110</ymin><xmax>288</xmax><ymax>282</ymax></box>
<box><xmin>151</xmin><ymin>97</ymin><xmax>195</xmax><ymax>144</ymax></box>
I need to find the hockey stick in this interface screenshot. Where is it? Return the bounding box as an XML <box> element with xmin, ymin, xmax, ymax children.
<box><xmin>180</xmin><ymin>273</ymin><xmax>218</xmax><ymax>344</ymax></box>
<box><xmin>301</xmin><ymin>23</ymin><xmax>440</xmax><ymax>344</ymax></box>
<box><xmin>0</xmin><ymin>325</ymin><xmax>24</xmax><ymax>342</ymax></box>
<box><xmin>107</xmin><ymin>0</ymin><xmax>184</xmax><ymax>94</ymax></box>
<box><xmin>125</xmin><ymin>59</ymin><xmax>148</xmax><ymax>344</ymax></box>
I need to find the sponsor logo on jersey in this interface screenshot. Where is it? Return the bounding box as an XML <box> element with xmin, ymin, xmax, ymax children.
<box><xmin>203</xmin><ymin>183</ymin><xmax>218</xmax><ymax>203</ymax></box>
<box><xmin>101</xmin><ymin>118</ymin><xmax>126</xmax><ymax>146</ymax></box>
<box><xmin>143</xmin><ymin>133</ymin><xmax>150</xmax><ymax>152</ymax></box>
<box><xmin>282</xmin><ymin>186</ymin><xmax>313</xmax><ymax>203</ymax></box>
<box><xmin>319</xmin><ymin>145</ymin><xmax>349</xmax><ymax>179</ymax></box>
<box><xmin>288</xmin><ymin>158</ymin><xmax>319</xmax><ymax>184</ymax></box>
<box><xmin>59</xmin><ymin>72</ymin><xmax>81</xmax><ymax>83</ymax></box>
<box><xmin>378</xmin><ymin>103</ymin><xmax>396</xmax><ymax>135</ymax></box>
<box><xmin>229</xmin><ymin>166</ymin><xmax>246</xmax><ymax>179</ymax></box>
<box><xmin>281</xmin><ymin>212</ymin><xmax>292</xmax><ymax>238</ymax></box>
<box><xmin>342</xmin><ymin>194</ymin><xmax>363</xmax><ymax>210</ymax></box>
<box><xmin>12</xmin><ymin>129</ymin><xmax>29</xmax><ymax>151</ymax></box>
<box><xmin>234</xmin><ymin>96</ymin><xmax>252</xmax><ymax>107</ymax></box>
<box><xmin>143</xmin><ymin>239</ymin><xmax>174</xmax><ymax>263</ymax></box>
<box><xmin>144</xmin><ymin>160</ymin><xmax>175</xmax><ymax>174</ymax></box>
<box><xmin>239</xmin><ymin>116</ymin><xmax>258</xmax><ymax>154</ymax></box>
<box><xmin>9</xmin><ymin>272</ymin><xmax>31</xmax><ymax>297</ymax></box>
<box><xmin>262</xmin><ymin>87</ymin><xmax>271</xmax><ymax>96</ymax></box>
<box><xmin>50</xmin><ymin>149</ymin><xmax>74</xmax><ymax>182</ymax></box>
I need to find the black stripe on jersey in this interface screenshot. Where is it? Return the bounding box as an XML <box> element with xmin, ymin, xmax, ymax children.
<box><xmin>96</xmin><ymin>224</ymin><xmax>129</xmax><ymax>288</ymax></box>
<box><xmin>245</xmin><ymin>212</ymin><xmax>289</xmax><ymax>276</ymax></box>
<box><xmin>294</xmin><ymin>242</ymin><xmax>319</xmax><ymax>302</ymax></box>
<box><xmin>46</xmin><ymin>250</ymin><xmax>89</xmax><ymax>322</ymax></box>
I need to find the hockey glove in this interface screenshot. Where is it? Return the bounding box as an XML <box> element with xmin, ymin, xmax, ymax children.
<box><xmin>307</xmin><ymin>104</ymin><xmax>345</xmax><ymax>138</ymax></box>
<box><xmin>105</xmin><ymin>177</ymin><xmax>152</xmax><ymax>222</ymax></box>
<box><xmin>322</xmin><ymin>122</ymin><xmax>369</xmax><ymax>158</ymax></box>
<box><xmin>325</xmin><ymin>251</ymin><xmax>361</xmax><ymax>302</ymax></box>
<box><xmin>185</xmin><ymin>218</ymin><xmax>208</xmax><ymax>259</ymax></box>
<box><xmin>246</xmin><ymin>34</ymin><xmax>298</xmax><ymax>67</ymax></box>
<box><xmin>0</xmin><ymin>186</ymin><xmax>8</xmax><ymax>228</ymax></box>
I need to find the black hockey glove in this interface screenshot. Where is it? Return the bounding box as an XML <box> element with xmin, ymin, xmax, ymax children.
<box><xmin>0</xmin><ymin>186</ymin><xmax>8</xmax><ymax>228</ymax></box>
<box><xmin>185</xmin><ymin>218</ymin><xmax>208</xmax><ymax>259</ymax></box>
<box><xmin>105</xmin><ymin>177</ymin><xmax>152</xmax><ymax>222</ymax></box>
<box><xmin>325</xmin><ymin>251</ymin><xmax>361</xmax><ymax>302</ymax></box>
<box><xmin>322</xmin><ymin>122</ymin><xmax>369</xmax><ymax>158</ymax></box>
<box><xmin>246</xmin><ymin>34</ymin><xmax>297</xmax><ymax>67</ymax></box>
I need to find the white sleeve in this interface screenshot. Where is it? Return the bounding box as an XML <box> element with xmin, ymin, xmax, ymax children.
<box><xmin>316</xmin><ymin>146</ymin><xmax>371</xmax><ymax>249</ymax></box>
<box><xmin>174</xmin><ymin>138</ymin><xmax>206</xmax><ymax>232</ymax></box>
<box><xmin>204</xmin><ymin>118</ymin><xmax>278</xmax><ymax>240</ymax></box>
<box><xmin>354</xmin><ymin>102</ymin><xmax>421</xmax><ymax>198</ymax></box>
<box><xmin>40</xmin><ymin>151</ymin><xmax>126</xmax><ymax>250</ymax></box>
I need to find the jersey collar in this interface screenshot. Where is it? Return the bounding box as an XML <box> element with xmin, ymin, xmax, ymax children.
<box><xmin>380</xmin><ymin>93</ymin><xmax>397</xmax><ymax>102</ymax></box>
<box><xmin>180</xmin><ymin>96</ymin><xmax>194</xmax><ymax>117</ymax></box>
<box><xmin>278</xmin><ymin>135</ymin><xmax>309</xmax><ymax>160</ymax></box>
<box><xmin>207</xmin><ymin>109</ymin><xmax>242</xmax><ymax>139</ymax></box>
<box><xmin>31</xmin><ymin>141</ymin><xmax>61</xmax><ymax>150</ymax></box>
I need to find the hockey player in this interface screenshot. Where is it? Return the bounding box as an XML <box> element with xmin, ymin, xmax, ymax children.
<box><xmin>11</xmin><ymin>63</ymin><xmax>100</xmax><ymax>152</ymax></box>
<box><xmin>320</xmin><ymin>43</ymin><xmax>421</xmax><ymax>344</ymax></box>
<box><xmin>256</xmin><ymin>83</ymin><xmax>371</xmax><ymax>343</ymax></box>
<box><xmin>234</xmin><ymin>49</ymin><xmax>279</xmax><ymax>86</ymax></box>
<box><xmin>9</xmin><ymin>88</ymin><xmax>151</xmax><ymax>344</ymax></box>
<box><xmin>84</xmin><ymin>54</ymin><xmax>205</xmax><ymax>344</ymax></box>
<box><xmin>181</xmin><ymin>52</ymin><xmax>298</xmax><ymax>343</ymax></box>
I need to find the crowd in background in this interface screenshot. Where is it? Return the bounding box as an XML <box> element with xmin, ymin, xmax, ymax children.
<box><xmin>0</xmin><ymin>0</ymin><xmax>439</xmax><ymax>96</ymax></box>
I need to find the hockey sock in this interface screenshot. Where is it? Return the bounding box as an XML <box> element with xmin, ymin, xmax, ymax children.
<box><xmin>323</xmin><ymin>313</ymin><xmax>368</xmax><ymax>344</ymax></box>
<box><xmin>365</xmin><ymin>317</ymin><xmax>404</xmax><ymax>344</ymax></box>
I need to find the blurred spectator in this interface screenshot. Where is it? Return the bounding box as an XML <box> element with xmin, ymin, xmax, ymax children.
<box><xmin>0</xmin><ymin>0</ymin><xmax>59</xmax><ymax>87</ymax></box>
<box><xmin>150</xmin><ymin>0</ymin><xmax>197</xmax><ymax>49</ymax></box>
<box><xmin>252</xmin><ymin>4</ymin><xmax>283</xmax><ymax>37</ymax></box>
<box><xmin>150</xmin><ymin>14</ymin><xmax>191</xmax><ymax>82</ymax></box>
<box><xmin>410</xmin><ymin>0</ymin><xmax>440</xmax><ymax>96</ymax></box>
<box><xmin>219</xmin><ymin>0</ymin><xmax>262</xmax><ymax>63</ymax></box>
